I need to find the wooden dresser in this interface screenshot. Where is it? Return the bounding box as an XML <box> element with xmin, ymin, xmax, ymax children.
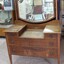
<box><xmin>5</xmin><ymin>24</ymin><xmax>61</xmax><ymax>64</ymax></box>
<box><xmin>4</xmin><ymin>0</ymin><xmax>61</xmax><ymax>64</ymax></box>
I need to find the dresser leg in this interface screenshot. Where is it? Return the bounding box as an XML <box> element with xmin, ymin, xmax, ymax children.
<box><xmin>58</xmin><ymin>58</ymin><xmax>60</xmax><ymax>64</ymax></box>
<box><xmin>9</xmin><ymin>54</ymin><xmax>12</xmax><ymax>64</ymax></box>
<box><xmin>58</xmin><ymin>34</ymin><xmax>60</xmax><ymax>64</ymax></box>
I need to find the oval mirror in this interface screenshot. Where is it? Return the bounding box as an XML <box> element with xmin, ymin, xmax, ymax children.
<box><xmin>19</xmin><ymin>0</ymin><xmax>23</xmax><ymax>3</ymax></box>
<box><xmin>18</xmin><ymin>0</ymin><xmax>55</xmax><ymax>23</ymax></box>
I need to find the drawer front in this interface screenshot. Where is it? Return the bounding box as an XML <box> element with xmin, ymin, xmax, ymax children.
<box><xmin>10</xmin><ymin>45</ymin><xmax>58</xmax><ymax>58</ymax></box>
<box><xmin>7</xmin><ymin>33</ymin><xmax>17</xmax><ymax>40</ymax></box>
<box><xmin>29</xmin><ymin>39</ymin><xmax>57</xmax><ymax>48</ymax></box>
<box><xmin>8</xmin><ymin>38</ymin><xmax>30</xmax><ymax>47</ymax></box>
<box><xmin>6</xmin><ymin>33</ymin><xmax>18</xmax><ymax>43</ymax></box>
<box><xmin>48</xmin><ymin>49</ymin><xmax>58</xmax><ymax>58</ymax></box>
<box><xmin>10</xmin><ymin>46</ymin><xmax>48</xmax><ymax>57</ymax></box>
<box><xmin>8</xmin><ymin>38</ymin><xmax>57</xmax><ymax>48</ymax></box>
<box><xmin>45</xmin><ymin>33</ymin><xmax>57</xmax><ymax>39</ymax></box>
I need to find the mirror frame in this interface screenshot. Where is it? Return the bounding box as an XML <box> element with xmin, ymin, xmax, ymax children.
<box><xmin>14</xmin><ymin>0</ymin><xmax>58</xmax><ymax>24</ymax></box>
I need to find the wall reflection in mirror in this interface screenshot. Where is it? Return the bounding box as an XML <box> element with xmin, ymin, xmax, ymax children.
<box><xmin>18</xmin><ymin>0</ymin><xmax>54</xmax><ymax>23</ymax></box>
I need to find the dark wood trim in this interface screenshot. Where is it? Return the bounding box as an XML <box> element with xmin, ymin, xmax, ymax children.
<box><xmin>0</xmin><ymin>36</ymin><xmax>5</xmax><ymax>38</ymax></box>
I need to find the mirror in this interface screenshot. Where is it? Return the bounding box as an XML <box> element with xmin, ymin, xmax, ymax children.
<box><xmin>18</xmin><ymin>0</ymin><xmax>55</xmax><ymax>23</ymax></box>
<box><xmin>19</xmin><ymin>0</ymin><xmax>23</xmax><ymax>3</ymax></box>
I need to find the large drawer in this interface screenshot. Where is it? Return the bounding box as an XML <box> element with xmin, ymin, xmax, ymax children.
<box><xmin>10</xmin><ymin>45</ymin><xmax>58</xmax><ymax>58</ymax></box>
<box><xmin>8</xmin><ymin>38</ymin><xmax>58</xmax><ymax>48</ymax></box>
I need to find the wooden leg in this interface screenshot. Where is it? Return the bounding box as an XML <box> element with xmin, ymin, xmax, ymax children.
<box><xmin>6</xmin><ymin>35</ymin><xmax>12</xmax><ymax>64</ymax></box>
<box><xmin>9</xmin><ymin>54</ymin><xmax>12</xmax><ymax>64</ymax></box>
<box><xmin>7</xmin><ymin>46</ymin><xmax>12</xmax><ymax>64</ymax></box>
<box><xmin>58</xmin><ymin>34</ymin><xmax>60</xmax><ymax>64</ymax></box>
<box><xmin>58</xmin><ymin>57</ymin><xmax>60</xmax><ymax>64</ymax></box>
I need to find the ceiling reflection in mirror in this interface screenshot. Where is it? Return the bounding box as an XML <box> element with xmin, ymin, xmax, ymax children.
<box><xmin>18</xmin><ymin>0</ymin><xmax>54</xmax><ymax>23</ymax></box>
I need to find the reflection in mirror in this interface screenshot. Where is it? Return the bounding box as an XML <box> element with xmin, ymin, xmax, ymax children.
<box><xmin>19</xmin><ymin>0</ymin><xmax>23</xmax><ymax>3</ymax></box>
<box><xmin>18</xmin><ymin>0</ymin><xmax>54</xmax><ymax>23</ymax></box>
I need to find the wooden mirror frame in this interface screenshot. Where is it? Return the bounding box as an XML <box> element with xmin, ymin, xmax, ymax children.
<box><xmin>12</xmin><ymin>0</ymin><xmax>58</xmax><ymax>24</ymax></box>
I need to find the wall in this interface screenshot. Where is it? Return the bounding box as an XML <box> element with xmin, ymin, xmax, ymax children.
<box><xmin>60</xmin><ymin>0</ymin><xmax>64</xmax><ymax>25</ymax></box>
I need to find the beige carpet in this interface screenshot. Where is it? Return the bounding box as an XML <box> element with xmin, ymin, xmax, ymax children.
<box><xmin>0</xmin><ymin>38</ymin><xmax>64</xmax><ymax>64</ymax></box>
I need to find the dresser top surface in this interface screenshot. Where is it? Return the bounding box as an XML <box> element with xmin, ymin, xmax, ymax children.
<box><xmin>43</xmin><ymin>25</ymin><xmax>61</xmax><ymax>33</ymax></box>
<box><xmin>5</xmin><ymin>25</ymin><xmax>26</xmax><ymax>32</ymax></box>
<box><xmin>5</xmin><ymin>24</ymin><xmax>61</xmax><ymax>34</ymax></box>
<box><xmin>20</xmin><ymin>29</ymin><xmax>44</xmax><ymax>39</ymax></box>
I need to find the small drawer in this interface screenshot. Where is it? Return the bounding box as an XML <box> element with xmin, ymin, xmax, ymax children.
<box><xmin>48</xmin><ymin>48</ymin><xmax>58</xmax><ymax>58</ymax></box>
<box><xmin>29</xmin><ymin>39</ymin><xmax>57</xmax><ymax>48</ymax></box>
<box><xmin>45</xmin><ymin>33</ymin><xmax>57</xmax><ymax>39</ymax></box>
<box><xmin>27</xmin><ymin>48</ymin><xmax>48</xmax><ymax>57</ymax></box>
<box><xmin>7</xmin><ymin>33</ymin><xmax>17</xmax><ymax>40</ymax></box>
<box><xmin>29</xmin><ymin>39</ymin><xmax>47</xmax><ymax>48</ymax></box>
<box><xmin>9</xmin><ymin>38</ymin><xmax>30</xmax><ymax>47</ymax></box>
<box><xmin>10</xmin><ymin>45</ymin><xmax>28</xmax><ymax>56</ymax></box>
<box><xmin>48</xmin><ymin>41</ymin><xmax>58</xmax><ymax>48</ymax></box>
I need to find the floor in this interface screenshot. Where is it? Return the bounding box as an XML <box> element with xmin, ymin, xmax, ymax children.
<box><xmin>0</xmin><ymin>38</ymin><xmax>64</xmax><ymax>64</ymax></box>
